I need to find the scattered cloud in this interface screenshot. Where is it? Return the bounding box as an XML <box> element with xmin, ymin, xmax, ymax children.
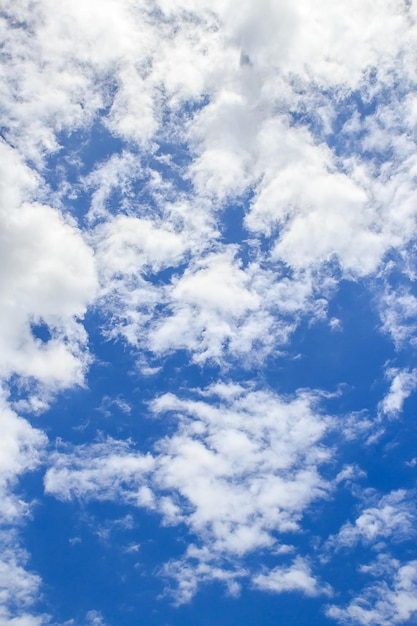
<box><xmin>0</xmin><ymin>394</ymin><xmax>47</xmax><ymax>625</ymax></box>
<box><xmin>44</xmin><ymin>439</ymin><xmax>155</xmax><ymax>503</ymax></box>
<box><xmin>1</xmin><ymin>0</ymin><xmax>417</xmax><ymax>623</ymax></box>
<box><xmin>0</xmin><ymin>141</ymin><xmax>97</xmax><ymax>398</ymax></box>
<box><xmin>378</xmin><ymin>368</ymin><xmax>417</xmax><ymax>419</ymax></box>
<box><xmin>327</xmin><ymin>490</ymin><xmax>416</xmax><ymax>551</ymax></box>
<box><xmin>253</xmin><ymin>557</ymin><xmax>329</xmax><ymax>597</ymax></box>
<box><xmin>327</xmin><ymin>557</ymin><xmax>417</xmax><ymax>625</ymax></box>
<box><xmin>44</xmin><ymin>384</ymin><xmax>333</xmax><ymax>598</ymax></box>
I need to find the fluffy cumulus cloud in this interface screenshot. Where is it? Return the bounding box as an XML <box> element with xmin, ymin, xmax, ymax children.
<box><xmin>0</xmin><ymin>394</ymin><xmax>46</xmax><ymax>523</ymax></box>
<box><xmin>0</xmin><ymin>530</ymin><xmax>45</xmax><ymax>626</ymax></box>
<box><xmin>378</xmin><ymin>368</ymin><xmax>417</xmax><ymax>419</ymax></box>
<box><xmin>252</xmin><ymin>557</ymin><xmax>326</xmax><ymax>597</ymax></box>
<box><xmin>327</xmin><ymin>558</ymin><xmax>417</xmax><ymax>626</ymax></box>
<box><xmin>327</xmin><ymin>490</ymin><xmax>416</xmax><ymax>551</ymax></box>
<box><xmin>323</xmin><ymin>489</ymin><xmax>417</xmax><ymax>623</ymax></box>
<box><xmin>44</xmin><ymin>384</ymin><xmax>332</xmax><ymax>600</ymax></box>
<box><xmin>44</xmin><ymin>439</ymin><xmax>155</xmax><ymax>503</ymax></box>
<box><xmin>150</xmin><ymin>386</ymin><xmax>332</xmax><ymax>549</ymax></box>
<box><xmin>2</xmin><ymin>0</ymin><xmax>417</xmax><ymax>624</ymax></box>
<box><xmin>0</xmin><ymin>141</ymin><xmax>97</xmax><ymax>396</ymax></box>
<box><xmin>0</xmin><ymin>393</ymin><xmax>47</xmax><ymax>624</ymax></box>
<box><xmin>92</xmin><ymin>211</ymin><xmax>327</xmax><ymax>363</ymax></box>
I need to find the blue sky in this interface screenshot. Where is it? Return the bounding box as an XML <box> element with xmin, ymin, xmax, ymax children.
<box><xmin>1</xmin><ymin>1</ymin><xmax>417</xmax><ymax>624</ymax></box>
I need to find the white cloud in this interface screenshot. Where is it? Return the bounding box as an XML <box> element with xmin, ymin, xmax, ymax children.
<box><xmin>327</xmin><ymin>490</ymin><xmax>416</xmax><ymax>551</ymax></box>
<box><xmin>0</xmin><ymin>533</ymin><xmax>42</xmax><ymax>613</ymax></box>
<box><xmin>0</xmin><ymin>0</ymin><xmax>219</xmax><ymax>163</ymax></box>
<box><xmin>0</xmin><ymin>394</ymin><xmax>47</xmax><ymax>625</ymax></box>
<box><xmin>91</xmin><ymin>211</ymin><xmax>189</xmax><ymax>348</ymax></box>
<box><xmin>378</xmin><ymin>287</ymin><xmax>417</xmax><ymax>350</ymax></box>
<box><xmin>0</xmin><ymin>536</ymin><xmax>45</xmax><ymax>626</ymax></box>
<box><xmin>0</xmin><ymin>392</ymin><xmax>46</xmax><ymax>524</ymax></box>
<box><xmin>0</xmin><ymin>141</ymin><xmax>97</xmax><ymax>395</ymax></box>
<box><xmin>148</xmin><ymin>250</ymin><xmax>266</xmax><ymax>362</ymax></box>
<box><xmin>327</xmin><ymin>558</ymin><xmax>417</xmax><ymax>625</ymax></box>
<box><xmin>2</xmin><ymin>0</ymin><xmax>417</xmax><ymax>371</ymax></box>
<box><xmin>55</xmin><ymin>0</ymin><xmax>416</xmax><ymax>379</ymax></box>
<box><xmin>84</xmin><ymin>152</ymin><xmax>145</xmax><ymax>224</ymax></box>
<box><xmin>95</xmin><ymin>215</ymin><xmax>187</xmax><ymax>280</ymax></box>
<box><xmin>44</xmin><ymin>439</ymin><xmax>155</xmax><ymax>503</ymax></box>
<box><xmin>161</xmin><ymin>547</ymin><xmax>247</xmax><ymax>606</ymax></box>
<box><xmin>2</xmin><ymin>0</ymin><xmax>417</xmax><ymax>619</ymax></box>
<box><xmin>83</xmin><ymin>610</ymin><xmax>107</xmax><ymax>626</ymax></box>
<box><xmin>45</xmin><ymin>384</ymin><xmax>333</xmax><ymax>598</ymax></box>
<box><xmin>378</xmin><ymin>368</ymin><xmax>417</xmax><ymax>418</ymax></box>
<box><xmin>253</xmin><ymin>557</ymin><xmax>327</xmax><ymax>597</ymax></box>
<box><xmin>93</xmin><ymin>213</ymin><xmax>330</xmax><ymax>362</ymax></box>
<box><xmin>111</xmin><ymin>247</ymin><xmax>329</xmax><ymax>363</ymax></box>
<box><xmin>245</xmin><ymin>121</ymin><xmax>382</xmax><ymax>276</ymax></box>
<box><xmin>151</xmin><ymin>386</ymin><xmax>332</xmax><ymax>552</ymax></box>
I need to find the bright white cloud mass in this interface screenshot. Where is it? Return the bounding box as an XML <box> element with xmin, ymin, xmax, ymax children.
<box><xmin>1</xmin><ymin>0</ymin><xmax>417</xmax><ymax>624</ymax></box>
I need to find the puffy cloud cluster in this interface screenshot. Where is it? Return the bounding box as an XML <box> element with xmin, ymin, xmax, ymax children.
<box><xmin>44</xmin><ymin>384</ymin><xmax>332</xmax><ymax>600</ymax></box>
<box><xmin>378</xmin><ymin>369</ymin><xmax>417</xmax><ymax>419</ymax></box>
<box><xmin>2</xmin><ymin>0</ymin><xmax>417</xmax><ymax>623</ymax></box>
<box><xmin>328</xmin><ymin>490</ymin><xmax>416</xmax><ymax>550</ymax></box>
<box><xmin>253</xmin><ymin>557</ymin><xmax>326</xmax><ymax>597</ymax></box>
<box><xmin>0</xmin><ymin>531</ymin><xmax>45</xmax><ymax>626</ymax></box>
<box><xmin>0</xmin><ymin>393</ymin><xmax>47</xmax><ymax>624</ymax></box>
<box><xmin>324</xmin><ymin>489</ymin><xmax>417</xmax><ymax>624</ymax></box>
<box><xmin>2</xmin><ymin>0</ymin><xmax>417</xmax><ymax>368</ymax></box>
<box><xmin>0</xmin><ymin>141</ymin><xmax>97</xmax><ymax>396</ymax></box>
<box><xmin>327</xmin><ymin>558</ymin><xmax>417</xmax><ymax>625</ymax></box>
